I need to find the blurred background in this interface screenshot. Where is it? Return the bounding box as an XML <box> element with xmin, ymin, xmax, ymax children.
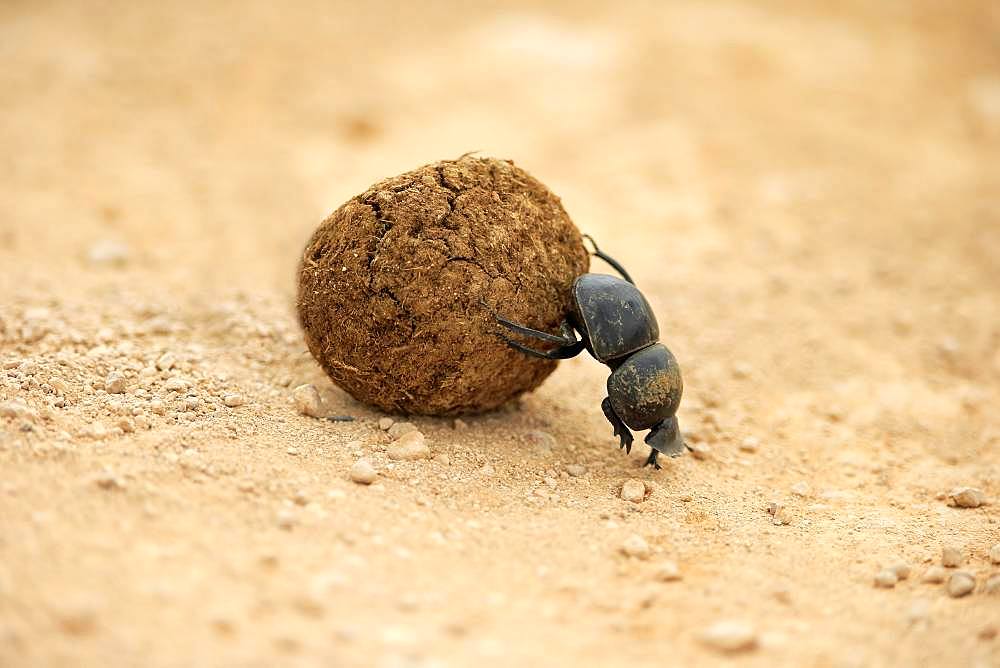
<box><xmin>2</xmin><ymin>1</ymin><xmax>999</xmax><ymax>666</ymax></box>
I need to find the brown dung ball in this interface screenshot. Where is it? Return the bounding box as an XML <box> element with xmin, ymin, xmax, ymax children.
<box><xmin>297</xmin><ymin>155</ymin><xmax>589</xmax><ymax>416</ymax></box>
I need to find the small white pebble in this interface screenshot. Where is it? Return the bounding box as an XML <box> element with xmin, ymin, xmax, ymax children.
<box><xmin>990</xmin><ymin>544</ymin><xmax>1000</xmax><ymax>564</ymax></box>
<box><xmin>276</xmin><ymin>510</ymin><xmax>297</xmax><ymax>530</ymax></box>
<box><xmin>889</xmin><ymin>562</ymin><xmax>911</xmax><ymax>580</ymax></box>
<box><xmin>94</xmin><ymin>471</ymin><xmax>125</xmax><ymax>490</ymax></box>
<box><xmin>947</xmin><ymin>571</ymin><xmax>975</xmax><ymax>598</ymax></box>
<box><xmin>452</xmin><ymin>418</ymin><xmax>468</xmax><ymax>430</ymax></box>
<box><xmin>620</xmin><ymin>479</ymin><xmax>646</xmax><ymax>503</ymax></box>
<box><xmin>621</xmin><ymin>534</ymin><xmax>650</xmax><ymax>559</ymax></box>
<box><xmin>739</xmin><ymin>436</ymin><xmax>759</xmax><ymax>452</ymax></box>
<box><xmin>874</xmin><ymin>569</ymin><xmax>898</xmax><ymax>588</ymax></box>
<box><xmin>87</xmin><ymin>238</ymin><xmax>130</xmax><ymax>266</ymax></box>
<box><xmin>921</xmin><ymin>566</ymin><xmax>948</xmax><ymax>584</ymax></box>
<box><xmin>387</xmin><ymin>431</ymin><xmax>430</xmax><ymax>461</ymax></box>
<box><xmin>156</xmin><ymin>352</ymin><xmax>177</xmax><ymax>371</ymax></box>
<box><xmin>105</xmin><ymin>372</ymin><xmax>127</xmax><ymax>394</ymax></box>
<box><xmin>349</xmin><ymin>459</ymin><xmax>377</xmax><ymax>485</ymax></box>
<box><xmin>377</xmin><ymin>417</ymin><xmax>394</xmax><ymax>431</ymax></box>
<box><xmin>566</xmin><ymin>464</ymin><xmax>586</xmax><ymax>477</ymax></box>
<box><xmin>387</xmin><ymin>421</ymin><xmax>418</xmax><ymax>439</ymax></box>
<box><xmin>698</xmin><ymin>620</ymin><xmax>758</xmax><ymax>653</ymax></box>
<box><xmin>689</xmin><ymin>442</ymin><xmax>711</xmax><ymax>460</ymax></box>
<box><xmin>655</xmin><ymin>561</ymin><xmax>681</xmax><ymax>581</ymax></box>
<box><xmin>942</xmin><ymin>545</ymin><xmax>964</xmax><ymax>567</ymax></box>
<box><xmin>948</xmin><ymin>487</ymin><xmax>984</xmax><ymax>508</ymax></box>
<box><xmin>985</xmin><ymin>574</ymin><xmax>1000</xmax><ymax>594</ymax></box>
<box><xmin>164</xmin><ymin>377</ymin><xmax>188</xmax><ymax>392</ymax></box>
<box><xmin>0</xmin><ymin>400</ymin><xmax>31</xmax><ymax>419</ymax></box>
<box><xmin>222</xmin><ymin>393</ymin><xmax>244</xmax><ymax>408</ymax></box>
<box><xmin>790</xmin><ymin>481</ymin><xmax>811</xmax><ymax>497</ymax></box>
<box><xmin>292</xmin><ymin>384</ymin><xmax>322</xmax><ymax>418</ymax></box>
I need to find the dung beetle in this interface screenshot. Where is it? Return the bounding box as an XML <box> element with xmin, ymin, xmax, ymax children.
<box><xmin>494</xmin><ymin>236</ymin><xmax>685</xmax><ymax>469</ymax></box>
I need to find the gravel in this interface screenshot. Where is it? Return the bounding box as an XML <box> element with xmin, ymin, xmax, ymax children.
<box><xmin>947</xmin><ymin>572</ymin><xmax>975</xmax><ymax>598</ymax></box>
<box><xmin>698</xmin><ymin>620</ymin><xmax>758</xmax><ymax>653</ymax></box>
<box><xmin>620</xmin><ymin>479</ymin><xmax>646</xmax><ymax>503</ymax></box>
<box><xmin>921</xmin><ymin>566</ymin><xmax>948</xmax><ymax>584</ymax></box>
<box><xmin>621</xmin><ymin>534</ymin><xmax>651</xmax><ymax>559</ymax></box>
<box><xmin>349</xmin><ymin>459</ymin><xmax>377</xmax><ymax>485</ymax></box>
<box><xmin>387</xmin><ymin>431</ymin><xmax>430</xmax><ymax>461</ymax></box>
<box><xmin>105</xmin><ymin>372</ymin><xmax>127</xmax><ymax>394</ymax></box>
<box><xmin>387</xmin><ymin>421</ymin><xmax>418</xmax><ymax>439</ymax></box>
<box><xmin>222</xmin><ymin>393</ymin><xmax>244</xmax><ymax>408</ymax></box>
<box><xmin>874</xmin><ymin>569</ymin><xmax>898</xmax><ymax>588</ymax></box>
<box><xmin>889</xmin><ymin>563</ymin><xmax>911</xmax><ymax>580</ymax></box>
<box><xmin>948</xmin><ymin>487</ymin><xmax>984</xmax><ymax>508</ymax></box>
<box><xmin>942</xmin><ymin>545</ymin><xmax>964</xmax><ymax>567</ymax></box>
<box><xmin>292</xmin><ymin>384</ymin><xmax>322</xmax><ymax>417</ymax></box>
<box><xmin>655</xmin><ymin>561</ymin><xmax>681</xmax><ymax>581</ymax></box>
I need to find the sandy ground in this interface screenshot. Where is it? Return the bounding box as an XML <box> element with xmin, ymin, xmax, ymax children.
<box><xmin>2</xmin><ymin>1</ymin><xmax>1000</xmax><ymax>666</ymax></box>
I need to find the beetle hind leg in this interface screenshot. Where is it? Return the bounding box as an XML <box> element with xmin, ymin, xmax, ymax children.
<box><xmin>494</xmin><ymin>316</ymin><xmax>584</xmax><ymax>360</ymax></box>
<box><xmin>601</xmin><ymin>397</ymin><xmax>634</xmax><ymax>454</ymax></box>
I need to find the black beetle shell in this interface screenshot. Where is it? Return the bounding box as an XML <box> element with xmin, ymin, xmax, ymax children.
<box><xmin>572</xmin><ymin>274</ymin><xmax>659</xmax><ymax>363</ymax></box>
<box><xmin>607</xmin><ymin>343</ymin><xmax>683</xmax><ymax>431</ymax></box>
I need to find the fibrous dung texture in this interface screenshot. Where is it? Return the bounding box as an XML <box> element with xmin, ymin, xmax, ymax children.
<box><xmin>297</xmin><ymin>156</ymin><xmax>589</xmax><ymax>415</ymax></box>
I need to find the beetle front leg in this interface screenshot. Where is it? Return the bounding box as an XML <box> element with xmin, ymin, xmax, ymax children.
<box><xmin>601</xmin><ymin>397</ymin><xmax>634</xmax><ymax>454</ymax></box>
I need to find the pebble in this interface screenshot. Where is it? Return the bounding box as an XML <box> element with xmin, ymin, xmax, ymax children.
<box><xmin>377</xmin><ymin>417</ymin><xmax>394</xmax><ymax>431</ymax></box>
<box><xmin>942</xmin><ymin>545</ymin><xmax>964</xmax><ymax>567</ymax></box>
<box><xmin>688</xmin><ymin>442</ymin><xmax>711</xmax><ymax>460</ymax></box>
<box><xmin>790</xmin><ymin>481</ymin><xmax>811</xmax><ymax>497</ymax></box>
<box><xmin>739</xmin><ymin>436</ymin><xmax>759</xmax><ymax>452</ymax></box>
<box><xmin>921</xmin><ymin>566</ymin><xmax>948</xmax><ymax>584</ymax></box>
<box><xmin>620</xmin><ymin>479</ymin><xmax>646</xmax><ymax>503</ymax></box>
<box><xmin>947</xmin><ymin>571</ymin><xmax>975</xmax><ymax>598</ymax></box>
<box><xmin>566</xmin><ymin>464</ymin><xmax>586</xmax><ymax>477</ymax></box>
<box><xmin>0</xmin><ymin>400</ymin><xmax>30</xmax><ymax>419</ymax></box>
<box><xmin>276</xmin><ymin>510</ymin><xmax>297</xmax><ymax>530</ymax></box>
<box><xmin>889</xmin><ymin>562</ymin><xmax>911</xmax><ymax>580</ymax></box>
<box><xmin>698</xmin><ymin>620</ymin><xmax>758</xmax><ymax>653</ymax></box>
<box><xmin>985</xmin><ymin>574</ymin><xmax>1000</xmax><ymax>594</ymax></box>
<box><xmin>655</xmin><ymin>561</ymin><xmax>681</xmax><ymax>581</ymax></box>
<box><xmin>387</xmin><ymin>431</ymin><xmax>430</xmax><ymax>461</ymax></box>
<box><xmin>767</xmin><ymin>501</ymin><xmax>791</xmax><ymax>526</ymax></box>
<box><xmin>105</xmin><ymin>372</ymin><xmax>127</xmax><ymax>394</ymax></box>
<box><xmin>87</xmin><ymin>238</ymin><xmax>130</xmax><ymax>266</ymax></box>
<box><xmin>349</xmin><ymin>459</ymin><xmax>377</xmax><ymax>485</ymax></box>
<box><xmin>94</xmin><ymin>471</ymin><xmax>125</xmax><ymax>490</ymax></box>
<box><xmin>222</xmin><ymin>393</ymin><xmax>244</xmax><ymax>408</ymax></box>
<box><xmin>164</xmin><ymin>377</ymin><xmax>189</xmax><ymax>392</ymax></box>
<box><xmin>990</xmin><ymin>544</ymin><xmax>1000</xmax><ymax>564</ymax></box>
<box><xmin>621</xmin><ymin>534</ymin><xmax>651</xmax><ymax>559</ymax></box>
<box><xmin>387</xmin><ymin>421</ymin><xmax>418</xmax><ymax>439</ymax></box>
<box><xmin>292</xmin><ymin>384</ymin><xmax>322</xmax><ymax>417</ymax></box>
<box><xmin>874</xmin><ymin>569</ymin><xmax>898</xmax><ymax>588</ymax></box>
<box><xmin>156</xmin><ymin>352</ymin><xmax>177</xmax><ymax>371</ymax></box>
<box><xmin>452</xmin><ymin>418</ymin><xmax>468</xmax><ymax>430</ymax></box>
<box><xmin>948</xmin><ymin>487</ymin><xmax>984</xmax><ymax>508</ymax></box>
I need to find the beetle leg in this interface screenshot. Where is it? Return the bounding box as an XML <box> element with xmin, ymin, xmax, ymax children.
<box><xmin>601</xmin><ymin>397</ymin><xmax>634</xmax><ymax>454</ymax></box>
<box><xmin>645</xmin><ymin>417</ymin><xmax>685</xmax><ymax>458</ymax></box>
<box><xmin>497</xmin><ymin>335</ymin><xmax>585</xmax><ymax>360</ymax></box>
<box><xmin>643</xmin><ymin>449</ymin><xmax>661</xmax><ymax>470</ymax></box>
<box><xmin>582</xmin><ymin>234</ymin><xmax>635</xmax><ymax>285</ymax></box>
<box><xmin>495</xmin><ymin>316</ymin><xmax>578</xmax><ymax>346</ymax></box>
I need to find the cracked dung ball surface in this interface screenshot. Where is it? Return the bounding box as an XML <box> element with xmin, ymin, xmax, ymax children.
<box><xmin>297</xmin><ymin>156</ymin><xmax>590</xmax><ymax>416</ymax></box>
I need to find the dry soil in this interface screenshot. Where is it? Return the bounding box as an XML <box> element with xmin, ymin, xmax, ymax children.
<box><xmin>1</xmin><ymin>2</ymin><xmax>999</xmax><ymax>667</ymax></box>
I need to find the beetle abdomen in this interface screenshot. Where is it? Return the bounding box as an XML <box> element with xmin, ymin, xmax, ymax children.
<box><xmin>607</xmin><ymin>343</ymin><xmax>682</xmax><ymax>431</ymax></box>
<box><xmin>573</xmin><ymin>274</ymin><xmax>659</xmax><ymax>362</ymax></box>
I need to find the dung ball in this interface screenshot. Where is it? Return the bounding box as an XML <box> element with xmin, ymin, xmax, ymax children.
<box><xmin>297</xmin><ymin>155</ymin><xmax>589</xmax><ymax>416</ymax></box>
